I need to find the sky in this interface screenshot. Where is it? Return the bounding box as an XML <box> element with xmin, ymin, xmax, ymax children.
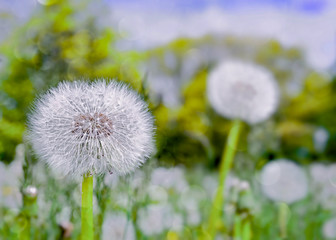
<box><xmin>106</xmin><ymin>0</ymin><xmax>336</xmax><ymax>70</ymax></box>
<box><xmin>0</xmin><ymin>0</ymin><xmax>335</xmax><ymax>70</ymax></box>
<box><xmin>106</xmin><ymin>0</ymin><xmax>328</xmax><ymax>13</ymax></box>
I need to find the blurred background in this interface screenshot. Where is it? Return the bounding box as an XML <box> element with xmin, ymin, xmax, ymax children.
<box><xmin>1</xmin><ymin>0</ymin><xmax>336</xmax><ymax>239</ymax></box>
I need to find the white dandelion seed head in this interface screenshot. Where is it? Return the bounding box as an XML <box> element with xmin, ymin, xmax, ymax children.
<box><xmin>313</xmin><ymin>127</ymin><xmax>329</xmax><ymax>153</ymax></box>
<box><xmin>23</xmin><ymin>185</ymin><xmax>38</xmax><ymax>198</ymax></box>
<box><xmin>238</xmin><ymin>180</ymin><xmax>250</xmax><ymax>192</ymax></box>
<box><xmin>202</xmin><ymin>172</ymin><xmax>241</xmax><ymax>199</ymax></box>
<box><xmin>129</xmin><ymin>169</ymin><xmax>146</xmax><ymax>189</ymax></box>
<box><xmin>56</xmin><ymin>206</ymin><xmax>72</xmax><ymax>224</ymax></box>
<box><xmin>102</xmin><ymin>212</ymin><xmax>135</xmax><ymax>240</ymax></box>
<box><xmin>28</xmin><ymin>80</ymin><xmax>155</xmax><ymax>178</ymax></box>
<box><xmin>310</xmin><ymin>163</ymin><xmax>336</xmax><ymax>209</ymax></box>
<box><xmin>169</xmin><ymin>213</ymin><xmax>184</xmax><ymax>232</ymax></box>
<box><xmin>323</xmin><ymin>217</ymin><xmax>336</xmax><ymax>239</ymax></box>
<box><xmin>259</xmin><ymin>159</ymin><xmax>308</xmax><ymax>204</ymax></box>
<box><xmin>137</xmin><ymin>203</ymin><xmax>174</xmax><ymax>236</ymax></box>
<box><xmin>147</xmin><ymin>185</ymin><xmax>168</xmax><ymax>203</ymax></box>
<box><xmin>178</xmin><ymin>186</ymin><xmax>206</xmax><ymax>211</ymax></box>
<box><xmin>207</xmin><ymin>60</ymin><xmax>279</xmax><ymax>124</ymax></box>
<box><xmin>186</xmin><ymin>208</ymin><xmax>201</xmax><ymax>226</ymax></box>
<box><xmin>309</xmin><ymin>163</ymin><xmax>329</xmax><ymax>186</ymax></box>
<box><xmin>115</xmin><ymin>192</ymin><xmax>130</xmax><ymax>209</ymax></box>
<box><xmin>150</xmin><ymin>166</ymin><xmax>188</xmax><ymax>193</ymax></box>
<box><xmin>202</xmin><ymin>174</ymin><xmax>218</xmax><ymax>198</ymax></box>
<box><xmin>0</xmin><ymin>156</ymin><xmax>23</xmax><ymax>209</ymax></box>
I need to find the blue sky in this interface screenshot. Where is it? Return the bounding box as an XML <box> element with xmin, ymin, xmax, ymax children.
<box><xmin>105</xmin><ymin>0</ymin><xmax>328</xmax><ymax>13</ymax></box>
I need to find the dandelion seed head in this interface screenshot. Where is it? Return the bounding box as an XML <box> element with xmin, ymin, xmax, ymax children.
<box><xmin>207</xmin><ymin>60</ymin><xmax>279</xmax><ymax>124</ymax></box>
<box><xmin>260</xmin><ymin>159</ymin><xmax>308</xmax><ymax>204</ymax></box>
<box><xmin>0</xmin><ymin>155</ymin><xmax>23</xmax><ymax>209</ymax></box>
<box><xmin>102</xmin><ymin>212</ymin><xmax>135</xmax><ymax>240</ymax></box>
<box><xmin>323</xmin><ymin>217</ymin><xmax>336</xmax><ymax>239</ymax></box>
<box><xmin>310</xmin><ymin>163</ymin><xmax>336</xmax><ymax>209</ymax></box>
<box><xmin>28</xmin><ymin>80</ymin><xmax>155</xmax><ymax>178</ymax></box>
<box><xmin>137</xmin><ymin>203</ymin><xmax>176</xmax><ymax>236</ymax></box>
<box><xmin>313</xmin><ymin>127</ymin><xmax>329</xmax><ymax>153</ymax></box>
<box><xmin>239</xmin><ymin>181</ymin><xmax>250</xmax><ymax>191</ymax></box>
<box><xmin>23</xmin><ymin>185</ymin><xmax>38</xmax><ymax>198</ymax></box>
<box><xmin>186</xmin><ymin>209</ymin><xmax>201</xmax><ymax>226</ymax></box>
<box><xmin>150</xmin><ymin>166</ymin><xmax>188</xmax><ymax>193</ymax></box>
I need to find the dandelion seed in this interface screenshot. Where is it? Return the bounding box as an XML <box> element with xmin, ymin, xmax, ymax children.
<box><xmin>207</xmin><ymin>60</ymin><xmax>279</xmax><ymax>124</ymax></box>
<box><xmin>28</xmin><ymin>80</ymin><xmax>155</xmax><ymax>178</ymax></box>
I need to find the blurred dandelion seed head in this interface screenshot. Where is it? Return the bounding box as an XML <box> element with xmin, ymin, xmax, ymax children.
<box><xmin>308</xmin><ymin>163</ymin><xmax>336</xmax><ymax>210</ymax></box>
<box><xmin>0</xmin><ymin>158</ymin><xmax>23</xmax><ymax>209</ymax></box>
<box><xmin>23</xmin><ymin>185</ymin><xmax>38</xmax><ymax>198</ymax></box>
<box><xmin>207</xmin><ymin>60</ymin><xmax>279</xmax><ymax>124</ymax></box>
<box><xmin>28</xmin><ymin>80</ymin><xmax>155</xmax><ymax>178</ymax></box>
<box><xmin>137</xmin><ymin>203</ymin><xmax>176</xmax><ymax>236</ymax></box>
<box><xmin>323</xmin><ymin>217</ymin><xmax>336</xmax><ymax>239</ymax></box>
<box><xmin>260</xmin><ymin>159</ymin><xmax>308</xmax><ymax>204</ymax></box>
<box><xmin>313</xmin><ymin>127</ymin><xmax>329</xmax><ymax>153</ymax></box>
<box><xmin>239</xmin><ymin>180</ymin><xmax>250</xmax><ymax>191</ymax></box>
<box><xmin>102</xmin><ymin>212</ymin><xmax>135</xmax><ymax>240</ymax></box>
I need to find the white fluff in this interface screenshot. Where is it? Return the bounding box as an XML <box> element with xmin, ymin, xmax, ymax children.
<box><xmin>102</xmin><ymin>212</ymin><xmax>135</xmax><ymax>240</ymax></box>
<box><xmin>0</xmin><ymin>157</ymin><xmax>23</xmax><ymax>209</ymax></box>
<box><xmin>150</xmin><ymin>166</ymin><xmax>188</xmax><ymax>193</ymax></box>
<box><xmin>323</xmin><ymin>217</ymin><xmax>336</xmax><ymax>239</ymax></box>
<box><xmin>137</xmin><ymin>203</ymin><xmax>176</xmax><ymax>236</ymax></box>
<box><xmin>260</xmin><ymin>159</ymin><xmax>308</xmax><ymax>204</ymax></box>
<box><xmin>309</xmin><ymin>163</ymin><xmax>336</xmax><ymax>209</ymax></box>
<box><xmin>207</xmin><ymin>60</ymin><xmax>279</xmax><ymax>124</ymax></box>
<box><xmin>28</xmin><ymin>80</ymin><xmax>155</xmax><ymax>178</ymax></box>
<box><xmin>313</xmin><ymin>127</ymin><xmax>329</xmax><ymax>153</ymax></box>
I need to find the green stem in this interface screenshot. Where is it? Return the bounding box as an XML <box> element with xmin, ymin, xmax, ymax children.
<box><xmin>19</xmin><ymin>217</ymin><xmax>31</xmax><ymax>240</ymax></box>
<box><xmin>94</xmin><ymin>175</ymin><xmax>108</xmax><ymax>240</ymax></box>
<box><xmin>81</xmin><ymin>173</ymin><xmax>93</xmax><ymax>240</ymax></box>
<box><xmin>234</xmin><ymin>214</ymin><xmax>242</xmax><ymax>240</ymax></box>
<box><xmin>242</xmin><ymin>220</ymin><xmax>252</xmax><ymax>240</ymax></box>
<box><xmin>205</xmin><ymin>119</ymin><xmax>243</xmax><ymax>239</ymax></box>
<box><xmin>279</xmin><ymin>203</ymin><xmax>289</xmax><ymax>239</ymax></box>
<box><xmin>19</xmin><ymin>190</ymin><xmax>38</xmax><ymax>240</ymax></box>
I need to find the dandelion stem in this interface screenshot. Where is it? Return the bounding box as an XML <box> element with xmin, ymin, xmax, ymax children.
<box><xmin>81</xmin><ymin>173</ymin><xmax>93</xmax><ymax>240</ymax></box>
<box><xmin>234</xmin><ymin>214</ymin><xmax>242</xmax><ymax>240</ymax></box>
<box><xmin>205</xmin><ymin>119</ymin><xmax>242</xmax><ymax>239</ymax></box>
<box><xmin>94</xmin><ymin>175</ymin><xmax>108</xmax><ymax>240</ymax></box>
<box><xmin>242</xmin><ymin>219</ymin><xmax>252</xmax><ymax>240</ymax></box>
<box><xmin>279</xmin><ymin>203</ymin><xmax>288</xmax><ymax>239</ymax></box>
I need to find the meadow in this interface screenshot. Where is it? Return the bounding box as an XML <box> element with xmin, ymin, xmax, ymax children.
<box><xmin>0</xmin><ymin>1</ymin><xmax>336</xmax><ymax>239</ymax></box>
